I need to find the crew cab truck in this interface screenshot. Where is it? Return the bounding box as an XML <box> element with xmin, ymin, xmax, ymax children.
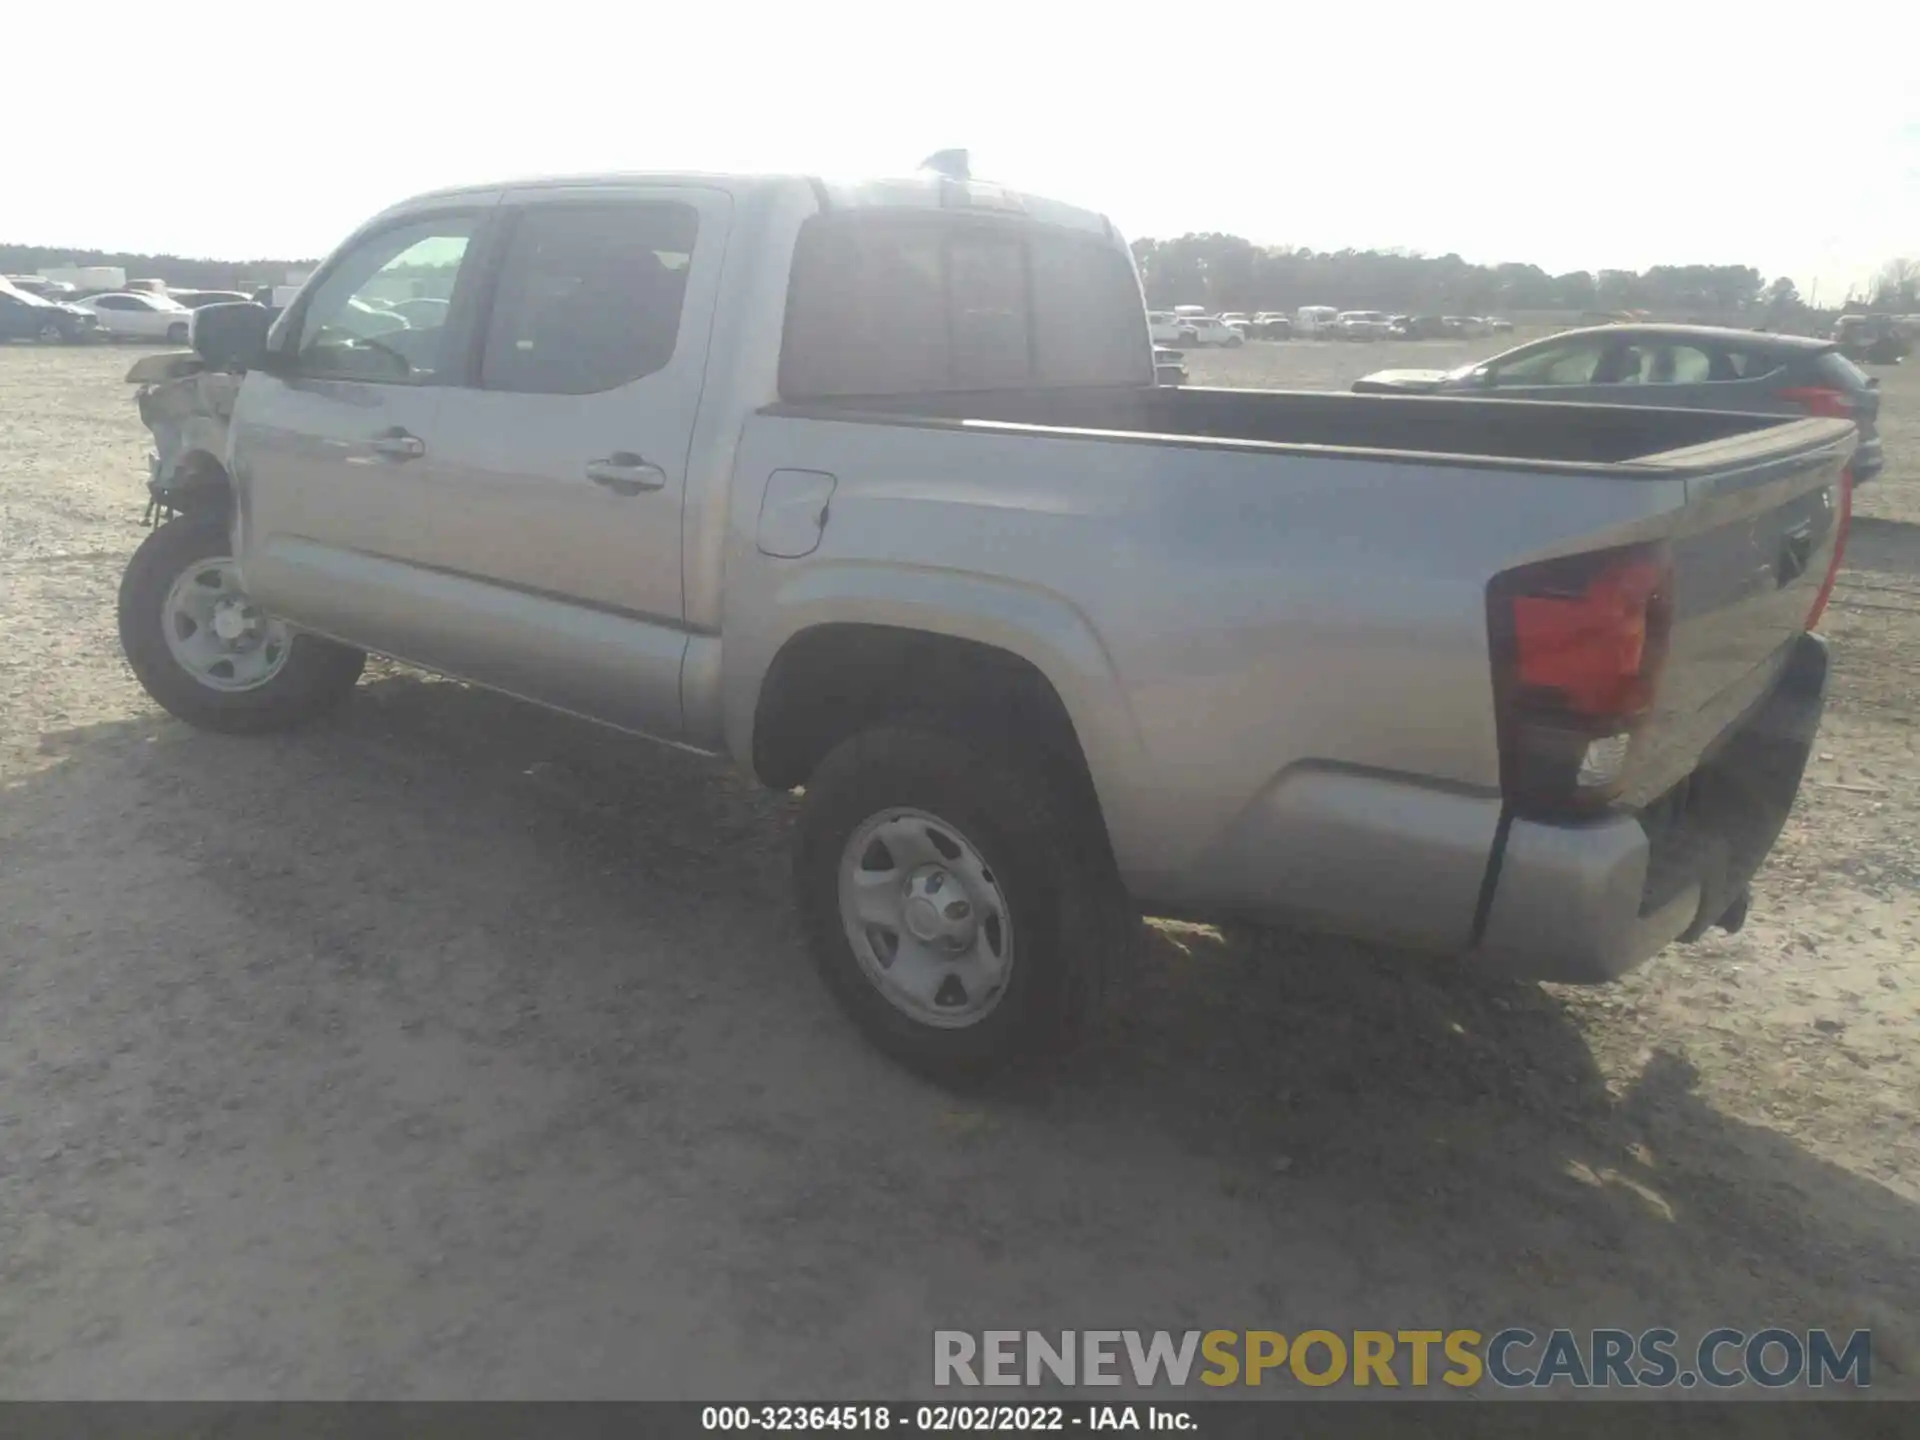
<box><xmin>118</xmin><ymin>170</ymin><xmax>1851</xmax><ymax>1081</ymax></box>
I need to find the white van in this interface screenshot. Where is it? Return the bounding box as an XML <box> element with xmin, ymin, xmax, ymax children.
<box><xmin>1295</xmin><ymin>305</ymin><xmax>1339</xmax><ymax>338</ymax></box>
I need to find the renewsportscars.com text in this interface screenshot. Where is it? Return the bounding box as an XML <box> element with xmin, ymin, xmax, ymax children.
<box><xmin>933</xmin><ymin>1328</ymin><xmax>1872</xmax><ymax>1390</ymax></box>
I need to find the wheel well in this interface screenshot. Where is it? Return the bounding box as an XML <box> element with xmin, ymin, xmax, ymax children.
<box><xmin>158</xmin><ymin>451</ymin><xmax>234</xmax><ymax>517</ymax></box>
<box><xmin>753</xmin><ymin>623</ymin><xmax>1104</xmax><ymax>814</ymax></box>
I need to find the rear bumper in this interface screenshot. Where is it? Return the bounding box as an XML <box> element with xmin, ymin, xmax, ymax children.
<box><xmin>1176</xmin><ymin>635</ymin><xmax>1827</xmax><ymax>983</ymax></box>
<box><xmin>1469</xmin><ymin>632</ymin><xmax>1828</xmax><ymax>981</ymax></box>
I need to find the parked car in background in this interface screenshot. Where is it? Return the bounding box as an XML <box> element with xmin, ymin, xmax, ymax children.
<box><xmin>1153</xmin><ymin>345</ymin><xmax>1188</xmax><ymax>385</ymax></box>
<box><xmin>1393</xmin><ymin>315</ymin><xmax>1450</xmax><ymax>339</ymax></box>
<box><xmin>169</xmin><ymin>289</ymin><xmax>254</xmax><ymax>310</ymax></box>
<box><xmin>37</xmin><ymin>265</ymin><xmax>126</xmax><ymax>294</ymax></box>
<box><xmin>74</xmin><ymin>291</ymin><xmax>195</xmax><ymax>342</ymax></box>
<box><xmin>1352</xmin><ymin>323</ymin><xmax>1883</xmax><ymax>483</ymax></box>
<box><xmin>1249</xmin><ymin>312</ymin><xmax>1293</xmax><ymax>338</ymax></box>
<box><xmin>1295</xmin><ymin>305</ymin><xmax>1340</xmax><ymax>338</ymax></box>
<box><xmin>1446</xmin><ymin>316</ymin><xmax>1489</xmax><ymax>338</ymax></box>
<box><xmin>1487</xmin><ymin>316</ymin><xmax>1514</xmax><ymax>332</ymax></box>
<box><xmin>391</xmin><ymin>297</ymin><xmax>452</xmax><ymax>328</ymax></box>
<box><xmin>5</xmin><ymin>275</ymin><xmax>77</xmax><ymax>300</ymax></box>
<box><xmin>1219</xmin><ymin>312</ymin><xmax>1252</xmax><ymax>336</ymax></box>
<box><xmin>1833</xmin><ymin>315</ymin><xmax>1910</xmax><ymax>366</ymax></box>
<box><xmin>1334</xmin><ymin>310</ymin><xmax>1392</xmax><ymax>340</ymax></box>
<box><xmin>0</xmin><ymin>279</ymin><xmax>103</xmax><ymax>343</ymax></box>
<box><xmin>1148</xmin><ymin>311</ymin><xmax>1194</xmax><ymax>345</ymax></box>
<box><xmin>252</xmin><ymin>285</ymin><xmax>307</xmax><ymax>311</ymax></box>
<box><xmin>1180</xmin><ymin>315</ymin><xmax>1244</xmax><ymax>347</ymax></box>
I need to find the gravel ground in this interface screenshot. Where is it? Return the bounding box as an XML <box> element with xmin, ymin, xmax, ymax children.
<box><xmin>0</xmin><ymin>339</ymin><xmax>1914</xmax><ymax>1400</ymax></box>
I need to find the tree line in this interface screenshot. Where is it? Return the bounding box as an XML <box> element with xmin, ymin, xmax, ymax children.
<box><xmin>0</xmin><ymin>243</ymin><xmax>315</xmax><ymax>294</ymax></box>
<box><xmin>1131</xmin><ymin>233</ymin><xmax>1916</xmax><ymax>323</ymax></box>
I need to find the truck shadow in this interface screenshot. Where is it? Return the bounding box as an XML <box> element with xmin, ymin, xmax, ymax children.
<box><xmin>7</xmin><ymin>667</ymin><xmax>1914</xmax><ymax>1396</ymax></box>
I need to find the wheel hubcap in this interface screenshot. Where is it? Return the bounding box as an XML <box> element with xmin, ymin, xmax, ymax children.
<box><xmin>838</xmin><ymin>809</ymin><xmax>1014</xmax><ymax>1029</ymax></box>
<box><xmin>161</xmin><ymin>555</ymin><xmax>293</xmax><ymax>692</ymax></box>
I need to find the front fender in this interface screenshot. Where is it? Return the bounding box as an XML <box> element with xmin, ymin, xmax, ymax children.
<box><xmin>135</xmin><ymin>370</ymin><xmax>240</xmax><ymax>498</ymax></box>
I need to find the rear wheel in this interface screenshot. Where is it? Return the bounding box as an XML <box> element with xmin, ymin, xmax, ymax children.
<box><xmin>165</xmin><ymin>321</ymin><xmax>189</xmax><ymax>344</ymax></box>
<box><xmin>118</xmin><ymin>514</ymin><xmax>366</xmax><ymax>733</ymax></box>
<box><xmin>37</xmin><ymin>321</ymin><xmax>65</xmax><ymax>343</ymax></box>
<box><xmin>794</xmin><ymin>725</ymin><xmax>1133</xmax><ymax>1083</ymax></box>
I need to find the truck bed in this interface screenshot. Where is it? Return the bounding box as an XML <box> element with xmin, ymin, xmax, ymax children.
<box><xmin>773</xmin><ymin>385</ymin><xmax>1823</xmax><ymax>471</ymax></box>
<box><xmin>742</xmin><ymin>384</ymin><xmax>1853</xmax><ymax>929</ymax></box>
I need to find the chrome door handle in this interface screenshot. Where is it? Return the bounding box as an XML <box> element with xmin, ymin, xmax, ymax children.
<box><xmin>369</xmin><ymin>429</ymin><xmax>426</xmax><ymax>461</ymax></box>
<box><xmin>586</xmin><ymin>452</ymin><xmax>667</xmax><ymax>495</ymax></box>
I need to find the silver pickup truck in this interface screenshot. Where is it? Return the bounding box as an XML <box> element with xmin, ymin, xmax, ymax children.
<box><xmin>117</xmin><ymin>170</ymin><xmax>1852</xmax><ymax>1081</ymax></box>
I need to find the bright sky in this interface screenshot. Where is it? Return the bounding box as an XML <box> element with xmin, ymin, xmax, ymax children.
<box><xmin>6</xmin><ymin>1</ymin><xmax>1915</xmax><ymax>301</ymax></box>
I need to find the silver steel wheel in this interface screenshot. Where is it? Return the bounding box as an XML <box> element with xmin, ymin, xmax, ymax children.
<box><xmin>838</xmin><ymin>808</ymin><xmax>1015</xmax><ymax>1030</ymax></box>
<box><xmin>160</xmin><ymin>555</ymin><xmax>292</xmax><ymax>693</ymax></box>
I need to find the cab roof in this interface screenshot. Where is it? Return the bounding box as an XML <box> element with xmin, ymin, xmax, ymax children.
<box><xmin>384</xmin><ymin>171</ymin><xmax>1119</xmax><ymax>240</ymax></box>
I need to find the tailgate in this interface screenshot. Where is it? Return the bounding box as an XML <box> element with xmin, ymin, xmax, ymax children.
<box><xmin>1623</xmin><ymin>418</ymin><xmax>1853</xmax><ymax>806</ymax></box>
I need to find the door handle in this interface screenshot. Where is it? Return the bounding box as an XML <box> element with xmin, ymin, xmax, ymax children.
<box><xmin>369</xmin><ymin>428</ymin><xmax>426</xmax><ymax>461</ymax></box>
<box><xmin>585</xmin><ymin>452</ymin><xmax>668</xmax><ymax>496</ymax></box>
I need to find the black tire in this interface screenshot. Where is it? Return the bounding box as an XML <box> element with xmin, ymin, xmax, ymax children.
<box><xmin>37</xmin><ymin>322</ymin><xmax>65</xmax><ymax>343</ymax></box>
<box><xmin>165</xmin><ymin>322</ymin><xmax>190</xmax><ymax>344</ymax></box>
<box><xmin>118</xmin><ymin>514</ymin><xmax>366</xmax><ymax>734</ymax></box>
<box><xmin>794</xmin><ymin>723</ymin><xmax>1135</xmax><ymax>1084</ymax></box>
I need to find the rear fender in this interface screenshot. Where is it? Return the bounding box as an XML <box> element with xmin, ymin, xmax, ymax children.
<box><xmin>723</xmin><ymin>562</ymin><xmax>1150</xmax><ymax>856</ymax></box>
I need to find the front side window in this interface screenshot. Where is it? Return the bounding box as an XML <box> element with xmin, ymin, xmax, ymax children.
<box><xmin>1488</xmin><ymin>338</ymin><xmax>1607</xmax><ymax>386</ymax></box>
<box><xmin>292</xmin><ymin>217</ymin><xmax>474</xmax><ymax>382</ymax></box>
<box><xmin>480</xmin><ymin>201</ymin><xmax>697</xmax><ymax>395</ymax></box>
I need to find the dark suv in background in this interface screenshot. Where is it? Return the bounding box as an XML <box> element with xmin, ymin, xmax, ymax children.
<box><xmin>0</xmin><ymin>280</ymin><xmax>102</xmax><ymax>343</ymax></box>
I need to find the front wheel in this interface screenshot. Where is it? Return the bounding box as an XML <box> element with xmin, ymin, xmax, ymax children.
<box><xmin>37</xmin><ymin>321</ymin><xmax>65</xmax><ymax>343</ymax></box>
<box><xmin>118</xmin><ymin>514</ymin><xmax>366</xmax><ymax>733</ymax></box>
<box><xmin>793</xmin><ymin>725</ymin><xmax>1134</xmax><ymax>1083</ymax></box>
<box><xmin>165</xmin><ymin>322</ymin><xmax>189</xmax><ymax>344</ymax></box>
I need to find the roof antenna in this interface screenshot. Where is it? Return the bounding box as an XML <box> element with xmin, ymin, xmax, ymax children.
<box><xmin>918</xmin><ymin>149</ymin><xmax>970</xmax><ymax>181</ymax></box>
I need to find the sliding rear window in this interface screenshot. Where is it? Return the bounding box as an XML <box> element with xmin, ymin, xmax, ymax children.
<box><xmin>780</xmin><ymin>212</ymin><xmax>1150</xmax><ymax>399</ymax></box>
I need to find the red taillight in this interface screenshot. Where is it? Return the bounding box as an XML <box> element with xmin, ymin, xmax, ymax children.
<box><xmin>1775</xmin><ymin>385</ymin><xmax>1855</xmax><ymax>418</ymax></box>
<box><xmin>1488</xmin><ymin>544</ymin><xmax>1674</xmax><ymax>815</ymax></box>
<box><xmin>1512</xmin><ymin>555</ymin><xmax>1666</xmax><ymax>716</ymax></box>
<box><xmin>1804</xmin><ymin>467</ymin><xmax>1852</xmax><ymax>631</ymax></box>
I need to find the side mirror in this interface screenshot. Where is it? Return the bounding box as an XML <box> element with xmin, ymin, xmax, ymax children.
<box><xmin>191</xmin><ymin>301</ymin><xmax>272</xmax><ymax>371</ymax></box>
<box><xmin>1471</xmin><ymin>367</ymin><xmax>1495</xmax><ymax>389</ymax></box>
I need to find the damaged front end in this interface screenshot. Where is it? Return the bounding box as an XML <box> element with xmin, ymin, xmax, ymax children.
<box><xmin>126</xmin><ymin>352</ymin><xmax>243</xmax><ymax>525</ymax></box>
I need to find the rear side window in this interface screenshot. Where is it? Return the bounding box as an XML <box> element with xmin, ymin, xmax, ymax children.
<box><xmin>1621</xmin><ymin>342</ymin><xmax>1714</xmax><ymax>384</ymax></box>
<box><xmin>781</xmin><ymin>213</ymin><xmax>1149</xmax><ymax>398</ymax></box>
<box><xmin>1722</xmin><ymin>347</ymin><xmax>1787</xmax><ymax>379</ymax></box>
<box><xmin>480</xmin><ymin>200</ymin><xmax>697</xmax><ymax>395</ymax></box>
